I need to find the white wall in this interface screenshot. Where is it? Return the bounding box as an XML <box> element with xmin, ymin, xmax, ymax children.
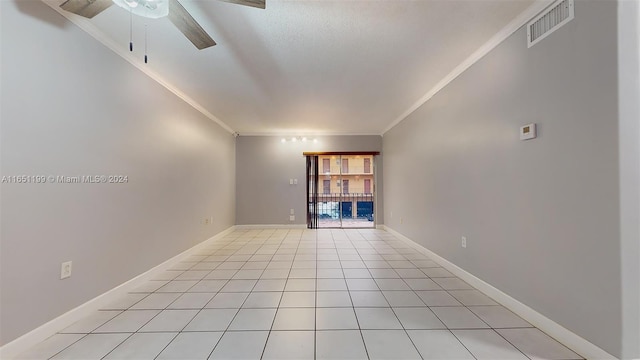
<box><xmin>383</xmin><ymin>1</ymin><xmax>630</xmax><ymax>357</ymax></box>
<box><xmin>618</xmin><ymin>0</ymin><xmax>640</xmax><ymax>358</ymax></box>
<box><xmin>235</xmin><ymin>135</ymin><xmax>383</xmax><ymax>226</ymax></box>
<box><xmin>0</xmin><ymin>1</ymin><xmax>235</xmax><ymax>345</ymax></box>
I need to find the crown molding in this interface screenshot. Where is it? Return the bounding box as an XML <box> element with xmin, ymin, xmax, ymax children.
<box><xmin>42</xmin><ymin>0</ymin><xmax>236</xmax><ymax>135</ymax></box>
<box><xmin>382</xmin><ymin>0</ymin><xmax>554</xmax><ymax>135</ymax></box>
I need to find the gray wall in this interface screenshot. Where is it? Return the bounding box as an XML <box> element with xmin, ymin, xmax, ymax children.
<box><xmin>236</xmin><ymin>136</ymin><xmax>383</xmax><ymax>225</ymax></box>
<box><xmin>0</xmin><ymin>1</ymin><xmax>235</xmax><ymax>345</ymax></box>
<box><xmin>383</xmin><ymin>1</ymin><xmax>626</xmax><ymax>357</ymax></box>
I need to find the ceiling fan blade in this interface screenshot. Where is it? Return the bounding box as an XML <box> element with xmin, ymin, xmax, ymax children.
<box><xmin>218</xmin><ymin>0</ymin><xmax>265</xmax><ymax>10</ymax></box>
<box><xmin>168</xmin><ymin>0</ymin><xmax>216</xmax><ymax>50</ymax></box>
<box><xmin>60</xmin><ymin>0</ymin><xmax>113</xmax><ymax>18</ymax></box>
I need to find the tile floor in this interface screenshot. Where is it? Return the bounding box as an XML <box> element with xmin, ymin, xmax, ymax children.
<box><xmin>15</xmin><ymin>228</ymin><xmax>583</xmax><ymax>360</ymax></box>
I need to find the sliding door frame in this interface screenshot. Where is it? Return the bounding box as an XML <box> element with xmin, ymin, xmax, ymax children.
<box><xmin>304</xmin><ymin>151</ymin><xmax>380</xmax><ymax>229</ymax></box>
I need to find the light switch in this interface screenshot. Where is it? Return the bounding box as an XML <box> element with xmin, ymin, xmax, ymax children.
<box><xmin>293</xmin><ymin>179</ymin><xmax>298</xmax><ymax>185</ymax></box>
<box><xmin>289</xmin><ymin>179</ymin><xmax>294</xmax><ymax>185</ymax></box>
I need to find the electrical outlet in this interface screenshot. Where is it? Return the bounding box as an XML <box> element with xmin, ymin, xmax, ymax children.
<box><xmin>204</xmin><ymin>217</ymin><xmax>210</xmax><ymax>225</ymax></box>
<box><xmin>289</xmin><ymin>215</ymin><xmax>295</xmax><ymax>221</ymax></box>
<box><xmin>461</xmin><ymin>236</ymin><xmax>467</xmax><ymax>248</ymax></box>
<box><xmin>60</xmin><ymin>261</ymin><xmax>72</xmax><ymax>279</ymax></box>
<box><xmin>293</xmin><ymin>179</ymin><xmax>298</xmax><ymax>185</ymax></box>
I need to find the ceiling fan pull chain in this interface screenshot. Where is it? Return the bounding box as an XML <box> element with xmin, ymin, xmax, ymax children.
<box><xmin>129</xmin><ymin>8</ymin><xmax>133</xmax><ymax>52</ymax></box>
<box><xmin>144</xmin><ymin>24</ymin><xmax>148</xmax><ymax>64</ymax></box>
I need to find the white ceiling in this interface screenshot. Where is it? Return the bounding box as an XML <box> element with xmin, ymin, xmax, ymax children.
<box><xmin>48</xmin><ymin>0</ymin><xmax>536</xmax><ymax>135</ymax></box>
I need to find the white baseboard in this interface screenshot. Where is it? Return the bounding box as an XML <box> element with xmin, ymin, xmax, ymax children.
<box><xmin>383</xmin><ymin>226</ymin><xmax>617</xmax><ymax>360</ymax></box>
<box><xmin>235</xmin><ymin>224</ymin><xmax>308</xmax><ymax>230</ymax></box>
<box><xmin>0</xmin><ymin>226</ymin><xmax>235</xmax><ymax>359</ymax></box>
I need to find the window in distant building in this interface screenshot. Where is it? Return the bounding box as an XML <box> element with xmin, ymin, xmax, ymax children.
<box><xmin>323</xmin><ymin>158</ymin><xmax>330</xmax><ymax>173</ymax></box>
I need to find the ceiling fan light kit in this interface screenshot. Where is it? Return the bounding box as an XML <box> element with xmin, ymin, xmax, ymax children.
<box><xmin>112</xmin><ymin>0</ymin><xmax>169</xmax><ymax>19</ymax></box>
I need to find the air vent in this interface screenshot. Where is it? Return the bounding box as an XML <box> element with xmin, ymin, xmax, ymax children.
<box><xmin>527</xmin><ymin>0</ymin><xmax>574</xmax><ymax>48</ymax></box>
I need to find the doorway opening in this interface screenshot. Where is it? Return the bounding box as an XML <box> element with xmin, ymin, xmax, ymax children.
<box><xmin>305</xmin><ymin>152</ymin><xmax>378</xmax><ymax>229</ymax></box>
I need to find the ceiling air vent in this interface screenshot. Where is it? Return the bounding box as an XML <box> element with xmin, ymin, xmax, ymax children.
<box><xmin>527</xmin><ymin>0</ymin><xmax>574</xmax><ymax>48</ymax></box>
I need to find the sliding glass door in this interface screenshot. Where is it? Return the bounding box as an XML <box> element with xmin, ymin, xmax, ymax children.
<box><xmin>305</xmin><ymin>152</ymin><xmax>378</xmax><ymax>229</ymax></box>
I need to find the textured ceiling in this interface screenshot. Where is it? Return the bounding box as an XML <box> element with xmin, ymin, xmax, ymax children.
<box><xmin>48</xmin><ymin>0</ymin><xmax>535</xmax><ymax>135</ymax></box>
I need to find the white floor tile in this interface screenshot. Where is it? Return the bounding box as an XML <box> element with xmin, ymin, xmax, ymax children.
<box><xmin>317</xmin><ymin>278</ymin><xmax>348</xmax><ymax>291</ymax></box>
<box><xmin>452</xmin><ymin>329</ymin><xmax>528</xmax><ymax>359</ymax></box>
<box><xmin>393</xmin><ymin>307</ymin><xmax>446</xmax><ymax>329</ymax></box>
<box><xmin>415</xmin><ymin>290</ymin><xmax>463</xmax><ymax>306</ymax></box>
<box><xmin>205</xmin><ymin>270</ymin><xmax>238</xmax><ymax>280</ymax></box>
<box><xmin>220</xmin><ymin>279</ymin><xmax>257</xmax><ymax>292</ymax></box>
<box><xmin>94</xmin><ymin>310</ymin><xmax>160</xmax><ymax>333</ymax></box>
<box><xmin>407</xmin><ymin>330</ymin><xmax>475</xmax><ymax>359</ymax></box>
<box><xmin>51</xmin><ymin>333</ymin><xmax>129</xmax><ymax>360</ymax></box>
<box><xmin>242</xmin><ymin>292</ymin><xmax>283</xmax><ymax>308</ymax></box>
<box><xmin>343</xmin><ymin>269</ymin><xmax>372</xmax><ymax>279</ymax></box>
<box><xmin>316</xmin><ymin>291</ymin><xmax>352</xmax><ymax>307</ymax></box>
<box><xmin>316</xmin><ymin>330</ymin><xmax>368</xmax><ymax>360</ymax></box>
<box><xmin>346</xmin><ymin>279</ymin><xmax>379</xmax><ymax>291</ymax></box>
<box><xmin>404</xmin><ymin>278</ymin><xmax>441</xmax><ymax>290</ymax></box>
<box><xmin>280</xmin><ymin>291</ymin><xmax>316</xmax><ymax>307</ymax></box>
<box><xmin>355</xmin><ymin>308</ymin><xmax>402</xmax><ymax>329</ymax></box>
<box><xmin>430</xmin><ymin>307</ymin><xmax>490</xmax><ymax>329</ymax></box>
<box><xmin>253</xmin><ymin>279</ymin><xmax>287</xmax><ymax>291</ymax></box>
<box><xmin>285</xmin><ymin>279</ymin><xmax>316</xmax><ymax>291</ymax></box>
<box><xmin>350</xmin><ymin>291</ymin><xmax>390</xmax><ymax>307</ymax></box>
<box><xmin>139</xmin><ymin>310</ymin><xmax>198</xmax><ymax>332</ymax></box>
<box><xmin>262</xmin><ymin>331</ymin><xmax>315</xmax><ymax>360</ymax></box>
<box><xmin>361</xmin><ymin>330</ymin><xmax>422</xmax><ymax>360</ymax></box>
<box><xmin>233</xmin><ymin>269</ymin><xmax>264</xmax><ymax>279</ymax></box>
<box><xmin>102</xmin><ymin>332</ymin><xmax>176</xmax><ymax>359</ymax></box>
<box><xmin>261</xmin><ymin>269</ymin><xmax>290</xmax><ymax>279</ymax></box>
<box><xmin>317</xmin><ymin>268</ymin><xmax>344</xmax><ymax>278</ymax></box>
<box><xmin>188</xmin><ymin>280</ymin><xmax>227</xmax><ymax>292</ymax></box>
<box><xmin>496</xmin><ymin>328</ymin><xmax>582</xmax><ymax>360</ymax></box>
<box><xmin>208</xmin><ymin>331</ymin><xmax>268</xmax><ymax>360</ymax></box>
<box><xmin>316</xmin><ymin>308</ymin><xmax>359</xmax><ymax>330</ymax></box>
<box><xmin>272</xmin><ymin>308</ymin><xmax>315</xmax><ymax>330</ymax></box>
<box><xmin>228</xmin><ymin>308</ymin><xmax>277</xmax><ymax>330</ymax></box>
<box><xmin>382</xmin><ymin>291</ymin><xmax>426</xmax><ymax>307</ymax></box>
<box><xmin>205</xmin><ymin>292</ymin><xmax>249</xmax><ymax>308</ymax></box>
<box><xmin>157</xmin><ymin>280</ymin><xmax>198</xmax><ymax>293</ymax></box>
<box><xmin>183</xmin><ymin>309</ymin><xmax>237</xmax><ymax>331</ymax></box>
<box><xmin>395</xmin><ymin>269</ymin><xmax>429</xmax><ymax>279</ymax></box>
<box><xmin>167</xmin><ymin>293</ymin><xmax>215</xmax><ymax>309</ymax></box>
<box><xmin>375</xmin><ymin>279</ymin><xmax>411</xmax><ymax>291</ymax></box>
<box><xmin>130</xmin><ymin>293</ymin><xmax>181</xmax><ymax>310</ymax></box>
<box><xmin>289</xmin><ymin>268</ymin><xmax>316</xmax><ymax>278</ymax></box>
<box><xmin>156</xmin><ymin>332</ymin><xmax>223</xmax><ymax>360</ymax></box>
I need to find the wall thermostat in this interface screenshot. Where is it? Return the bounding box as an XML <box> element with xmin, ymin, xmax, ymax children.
<box><xmin>520</xmin><ymin>123</ymin><xmax>537</xmax><ymax>140</ymax></box>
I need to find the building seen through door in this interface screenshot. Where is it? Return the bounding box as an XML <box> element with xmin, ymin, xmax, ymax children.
<box><xmin>313</xmin><ymin>154</ymin><xmax>375</xmax><ymax>228</ymax></box>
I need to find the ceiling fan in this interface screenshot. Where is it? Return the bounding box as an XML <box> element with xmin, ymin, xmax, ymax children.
<box><xmin>59</xmin><ymin>0</ymin><xmax>265</xmax><ymax>49</ymax></box>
